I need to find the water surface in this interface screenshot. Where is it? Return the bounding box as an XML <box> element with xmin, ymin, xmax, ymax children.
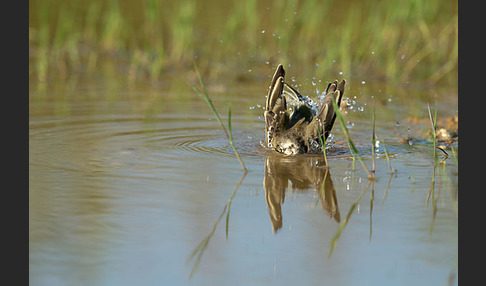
<box><xmin>29</xmin><ymin>71</ymin><xmax>457</xmax><ymax>285</ymax></box>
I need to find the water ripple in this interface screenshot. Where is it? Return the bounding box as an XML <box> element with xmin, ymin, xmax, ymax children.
<box><xmin>29</xmin><ymin>113</ymin><xmax>267</xmax><ymax>169</ymax></box>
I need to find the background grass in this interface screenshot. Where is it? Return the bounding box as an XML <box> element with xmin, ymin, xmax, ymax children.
<box><xmin>29</xmin><ymin>0</ymin><xmax>457</xmax><ymax>86</ymax></box>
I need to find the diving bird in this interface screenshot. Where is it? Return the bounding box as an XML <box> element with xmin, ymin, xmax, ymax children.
<box><xmin>264</xmin><ymin>64</ymin><xmax>346</xmax><ymax>155</ymax></box>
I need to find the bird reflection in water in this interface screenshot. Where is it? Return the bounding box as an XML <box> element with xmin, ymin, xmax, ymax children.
<box><xmin>263</xmin><ymin>154</ymin><xmax>340</xmax><ymax>232</ymax></box>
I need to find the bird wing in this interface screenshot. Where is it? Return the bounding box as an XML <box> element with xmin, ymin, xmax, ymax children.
<box><xmin>264</xmin><ymin>65</ymin><xmax>288</xmax><ymax>148</ymax></box>
<box><xmin>315</xmin><ymin>79</ymin><xmax>346</xmax><ymax>140</ymax></box>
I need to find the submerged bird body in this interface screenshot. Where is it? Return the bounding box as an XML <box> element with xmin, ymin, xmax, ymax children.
<box><xmin>264</xmin><ymin>64</ymin><xmax>346</xmax><ymax>155</ymax></box>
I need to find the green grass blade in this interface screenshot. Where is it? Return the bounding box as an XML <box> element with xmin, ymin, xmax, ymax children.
<box><xmin>228</xmin><ymin>105</ymin><xmax>247</xmax><ymax>172</ymax></box>
<box><xmin>316</xmin><ymin>122</ymin><xmax>328</xmax><ymax>166</ymax></box>
<box><xmin>331</xmin><ymin>97</ymin><xmax>372</xmax><ymax>178</ymax></box>
<box><xmin>381</xmin><ymin>138</ymin><xmax>393</xmax><ymax>174</ymax></box>
<box><xmin>427</xmin><ymin>102</ymin><xmax>438</xmax><ymax>160</ymax></box>
<box><xmin>191</xmin><ymin>62</ymin><xmax>246</xmax><ymax>172</ymax></box>
<box><xmin>192</xmin><ymin>63</ymin><xmax>229</xmax><ymax>138</ymax></box>
<box><xmin>371</xmin><ymin>103</ymin><xmax>376</xmax><ymax>173</ymax></box>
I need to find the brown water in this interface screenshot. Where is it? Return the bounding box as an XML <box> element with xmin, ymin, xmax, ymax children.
<box><xmin>29</xmin><ymin>70</ymin><xmax>457</xmax><ymax>285</ymax></box>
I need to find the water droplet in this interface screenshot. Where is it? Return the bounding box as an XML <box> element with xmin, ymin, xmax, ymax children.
<box><xmin>316</xmin><ymin>63</ymin><xmax>320</xmax><ymax>67</ymax></box>
<box><xmin>248</xmin><ymin>69</ymin><xmax>252</xmax><ymax>72</ymax></box>
<box><xmin>249</xmin><ymin>105</ymin><xmax>255</xmax><ymax>110</ymax></box>
<box><xmin>401</xmin><ymin>54</ymin><xmax>405</xmax><ymax>60</ymax></box>
<box><xmin>346</xmin><ymin>121</ymin><xmax>354</xmax><ymax>129</ymax></box>
<box><xmin>261</xmin><ymin>30</ymin><xmax>265</xmax><ymax>34</ymax></box>
<box><xmin>265</xmin><ymin>61</ymin><xmax>269</xmax><ymax>65</ymax></box>
<box><xmin>256</xmin><ymin>104</ymin><xmax>261</xmax><ymax>108</ymax></box>
<box><xmin>357</xmin><ymin>106</ymin><xmax>364</xmax><ymax>112</ymax></box>
<box><xmin>361</xmin><ymin>81</ymin><xmax>366</xmax><ymax>85</ymax></box>
<box><xmin>339</xmin><ymin>71</ymin><xmax>343</xmax><ymax>75</ymax></box>
<box><xmin>395</xmin><ymin>121</ymin><xmax>400</xmax><ymax>127</ymax></box>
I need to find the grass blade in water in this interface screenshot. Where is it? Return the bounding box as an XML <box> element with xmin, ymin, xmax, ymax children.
<box><xmin>191</xmin><ymin>62</ymin><xmax>247</xmax><ymax>172</ymax></box>
<box><xmin>228</xmin><ymin>105</ymin><xmax>247</xmax><ymax>172</ymax></box>
<box><xmin>328</xmin><ymin>181</ymin><xmax>371</xmax><ymax>258</ymax></box>
<box><xmin>331</xmin><ymin>97</ymin><xmax>372</xmax><ymax>178</ymax></box>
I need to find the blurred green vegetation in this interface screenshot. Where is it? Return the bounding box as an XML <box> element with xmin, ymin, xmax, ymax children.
<box><xmin>29</xmin><ymin>0</ymin><xmax>457</xmax><ymax>86</ymax></box>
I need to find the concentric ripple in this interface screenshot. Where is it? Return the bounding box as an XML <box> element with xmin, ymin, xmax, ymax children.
<box><xmin>30</xmin><ymin>112</ymin><xmax>267</xmax><ymax>173</ymax></box>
